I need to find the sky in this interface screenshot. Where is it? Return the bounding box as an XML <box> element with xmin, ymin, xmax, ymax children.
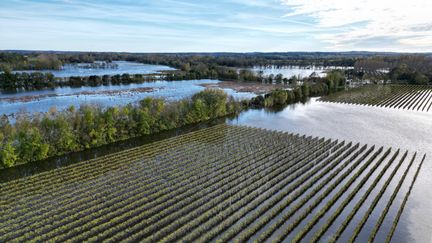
<box><xmin>0</xmin><ymin>0</ymin><xmax>431</xmax><ymax>52</ymax></box>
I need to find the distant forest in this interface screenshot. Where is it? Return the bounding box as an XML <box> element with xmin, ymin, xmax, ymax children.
<box><xmin>1</xmin><ymin>51</ymin><xmax>431</xmax><ymax>87</ymax></box>
<box><xmin>2</xmin><ymin>50</ymin><xmax>424</xmax><ymax>69</ymax></box>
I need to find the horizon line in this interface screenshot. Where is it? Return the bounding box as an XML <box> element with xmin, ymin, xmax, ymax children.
<box><xmin>2</xmin><ymin>49</ymin><xmax>432</xmax><ymax>55</ymax></box>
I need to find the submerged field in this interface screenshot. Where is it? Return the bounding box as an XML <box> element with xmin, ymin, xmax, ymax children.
<box><xmin>0</xmin><ymin>124</ymin><xmax>425</xmax><ymax>242</ymax></box>
<box><xmin>321</xmin><ymin>85</ymin><xmax>432</xmax><ymax>112</ymax></box>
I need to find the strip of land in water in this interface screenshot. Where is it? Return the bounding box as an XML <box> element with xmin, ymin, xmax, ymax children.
<box><xmin>0</xmin><ymin>87</ymin><xmax>157</xmax><ymax>103</ymax></box>
<box><xmin>199</xmin><ymin>81</ymin><xmax>290</xmax><ymax>94</ymax></box>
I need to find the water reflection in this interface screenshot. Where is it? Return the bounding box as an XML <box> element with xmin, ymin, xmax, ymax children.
<box><xmin>228</xmin><ymin>98</ymin><xmax>432</xmax><ymax>243</ymax></box>
<box><xmin>229</xmin><ymin>98</ymin><xmax>432</xmax><ymax>152</ymax></box>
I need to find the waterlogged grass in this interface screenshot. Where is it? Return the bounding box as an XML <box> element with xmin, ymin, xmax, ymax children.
<box><xmin>0</xmin><ymin>124</ymin><xmax>425</xmax><ymax>242</ymax></box>
<box><xmin>321</xmin><ymin>85</ymin><xmax>432</xmax><ymax>112</ymax></box>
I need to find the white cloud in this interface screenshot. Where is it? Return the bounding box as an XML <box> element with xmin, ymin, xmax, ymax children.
<box><xmin>281</xmin><ymin>0</ymin><xmax>432</xmax><ymax>51</ymax></box>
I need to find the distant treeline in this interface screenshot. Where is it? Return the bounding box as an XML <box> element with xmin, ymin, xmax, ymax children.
<box><xmin>87</xmin><ymin>52</ymin><xmax>432</xmax><ymax>85</ymax></box>
<box><xmin>249</xmin><ymin>82</ymin><xmax>330</xmax><ymax>108</ymax></box>
<box><xmin>353</xmin><ymin>55</ymin><xmax>432</xmax><ymax>85</ymax></box>
<box><xmin>246</xmin><ymin>72</ymin><xmax>345</xmax><ymax>109</ymax></box>
<box><xmin>0</xmin><ymin>53</ymin><xmax>62</xmax><ymax>70</ymax></box>
<box><xmin>0</xmin><ymin>63</ymin><xmax>345</xmax><ymax>91</ymax></box>
<box><xmin>119</xmin><ymin>53</ymin><xmax>357</xmax><ymax>68</ymax></box>
<box><xmin>1</xmin><ymin>51</ymin><xmax>362</xmax><ymax>70</ymax></box>
<box><xmin>2</xmin><ymin>51</ymin><xmax>430</xmax><ymax>87</ymax></box>
<box><xmin>2</xmin><ymin>51</ymin><xmax>430</xmax><ymax>71</ymax></box>
<box><xmin>0</xmin><ymin>72</ymin><xmax>161</xmax><ymax>90</ymax></box>
<box><xmin>0</xmin><ymin>51</ymin><xmax>356</xmax><ymax>91</ymax></box>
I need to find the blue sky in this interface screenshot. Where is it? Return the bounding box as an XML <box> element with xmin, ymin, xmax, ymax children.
<box><xmin>1</xmin><ymin>0</ymin><xmax>431</xmax><ymax>52</ymax></box>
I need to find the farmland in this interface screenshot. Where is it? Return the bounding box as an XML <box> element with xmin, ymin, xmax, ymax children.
<box><xmin>0</xmin><ymin>124</ymin><xmax>425</xmax><ymax>242</ymax></box>
<box><xmin>320</xmin><ymin>85</ymin><xmax>432</xmax><ymax>112</ymax></box>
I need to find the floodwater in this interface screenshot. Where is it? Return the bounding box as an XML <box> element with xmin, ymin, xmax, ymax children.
<box><xmin>13</xmin><ymin>61</ymin><xmax>175</xmax><ymax>77</ymax></box>
<box><xmin>0</xmin><ymin>80</ymin><xmax>256</xmax><ymax>117</ymax></box>
<box><xmin>228</xmin><ymin>98</ymin><xmax>432</xmax><ymax>242</ymax></box>
<box><xmin>251</xmin><ymin>66</ymin><xmax>353</xmax><ymax>79</ymax></box>
<box><xmin>1</xmin><ymin>93</ymin><xmax>430</xmax><ymax>241</ymax></box>
<box><xmin>1</xmin><ymin>65</ymin><xmax>353</xmax><ymax>117</ymax></box>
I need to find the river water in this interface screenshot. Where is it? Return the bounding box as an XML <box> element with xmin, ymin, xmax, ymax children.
<box><xmin>13</xmin><ymin>61</ymin><xmax>175</xmax><ymax>77</ymax></box>
<box><xmin>0</xmin><ymin>80</ymin><xmax>256</xmax><ymax>117</ymax></box>
<box><xmin>1</xmin><ymin>65</ymin><xmax>349</xmax><ymax>117</ymax></box>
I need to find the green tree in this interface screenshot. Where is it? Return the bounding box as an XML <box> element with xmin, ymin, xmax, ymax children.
<box><xmin>188</xmin><ymin>98</ymin><xmax>207</xmax><ymax>121</ymax></box>
<box><xmin>414</xmin><ymin>73</ymin><xmax>429</xmax><ymax>85</ymax></box>
<box><xmin>192</xmin><ymin>89</ymin><xmax>228</xmax><ymax>118</ymax></box>
<box><xmin>103</xmin><ymin>107</ymin><xmax>119</xmax><ymax>142</ymax></box>
<box><xmin>0</xmin><ymin>64</ymin><xmax>12</xmax><ymax>73</ymax></box>
<box><xmin>301</xmin><ymin>82</ymin><xmax>310</xmax><ymax>97</ymax></box>
<box><xmin>182</xmin><ymin>63</ymin><xmax>191</xmax><ymax>72</ymax></box>
<box><xmin>293</xmin><ymin>87</ymin><xmax>303</xmax><ymax>101</ymax></box>
<box><xmin>16</xmin><ymin>128</ymin><xmax>49</xmax><ymax>162</ymax></box>
<box><xmin>275</xmin><ymin>74</ymin><xmax>283</xmax><ymax>84</ymax></box>
<box><xmin>290</xmin><ymin>75</ymin><xmax>299</xmax><ymax>86</ymax></box>
<box><xmin>79</xmin><ymin>106</ymin><xmax>99</xmax><ymax>148</ymax></box>
<box><xmin>0</xmin><ymin>141</ymin><xmax>18</xmax><ymax>168</ymax></box>
<box><xmin>33</xmin><ymin>54</ymin><xmax>62</xmax><ymax>70</ymax></box>
<box><xmin>269</xmin><ymin>89</ymin><xmax>288</xmax><ymax>105</ymax></box>
<box><xmin>136</xmin><ymin>110</ymin><xmax>152</xmax><ymax>135</ymax></box>
<box><xmin>326</xmin><ymin>70</ymin><xmax>345</xmax><ymax>92</ymax></box>
<box><xmin>264</xmin><ymin>96</ymin><xmax>274</xmax><ymax>107</ymax></box>
<box><xmin>40</xmin><ymin>114</ymin><xmax>79</xmax><ymax>156</ymax></box>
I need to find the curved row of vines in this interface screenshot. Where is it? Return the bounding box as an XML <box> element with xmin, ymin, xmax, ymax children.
<box><xmin>321</xmin><ymin>84</ymin><xmax>432</xmax><ymax>112</ymax></box>
<box><xmin>0</xmin><ymin>124</ymin><xmax>425</xmax><ymax>242</ymax></box>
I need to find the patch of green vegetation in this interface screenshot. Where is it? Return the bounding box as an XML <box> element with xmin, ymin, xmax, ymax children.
<box><xmin>0</xmin><ymin>89</ymin><xmax>241</xmax><ymax>168</ymax></box>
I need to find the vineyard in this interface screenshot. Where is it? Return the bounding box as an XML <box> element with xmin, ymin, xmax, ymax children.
<box><xmin>321</xmin><ymin>85</ymin><xmax>432</xmax><ymax>112</ymax></box>
<box><xmin>0</xmin><ymin>124</ymin><xmax>425</xmax><ymax>242</ymax></box>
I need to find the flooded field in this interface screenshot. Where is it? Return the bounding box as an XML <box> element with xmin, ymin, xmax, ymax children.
<box><xmin>199</xmin><ymin>81</ymin><xmax>290</xmax><ymax>94</ymax></box>
<box><xmin>228</xmin><ymin>98</ymin><xmax>432</xmax><ymax>242</ymax></box>
<box><xmin>250</xmin><ymin>66</ymin><xmax>353</xmax><ymax>78</ymax></box>
<box><xmin>0</xmin><ymin>125</ymin><xmax>424</xmax><ymax>242</ymax></box>
<box><xmin>321</xmin><ymin>84</ymin><xmax>432</xmax><ymax>112</ymax></box>
<box><xmin>0</xmin><ymin>80</ymin><xmax>256</xmax><ymax>117</ymax></box>
<box><xmin>0</xmin><ymin>124</ymin><xmax>423</xmax><ymax>242</ymax></box>
<box><xmin>13</xmin><ymin>61</ymin><xmax>175</xmax><ymax>77</ymax></box>
<box><xmin>2</xmin><ymin>0</ymin><xmax>428</xmax><ymax>241</ymax></box>
<box><xmin>0</xmin><ymin>75</ymin><xmax>430</xmax><ymax>242</ymax></box>
<box><xmin>1</xmin><ymin>95</ymin><xmax>430</xmax><ymax>242</ymax></box>
<box><xmin>1</xmin><ymin>65</ymin><xmax>353</xmax><ymax>117</ymax></box>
